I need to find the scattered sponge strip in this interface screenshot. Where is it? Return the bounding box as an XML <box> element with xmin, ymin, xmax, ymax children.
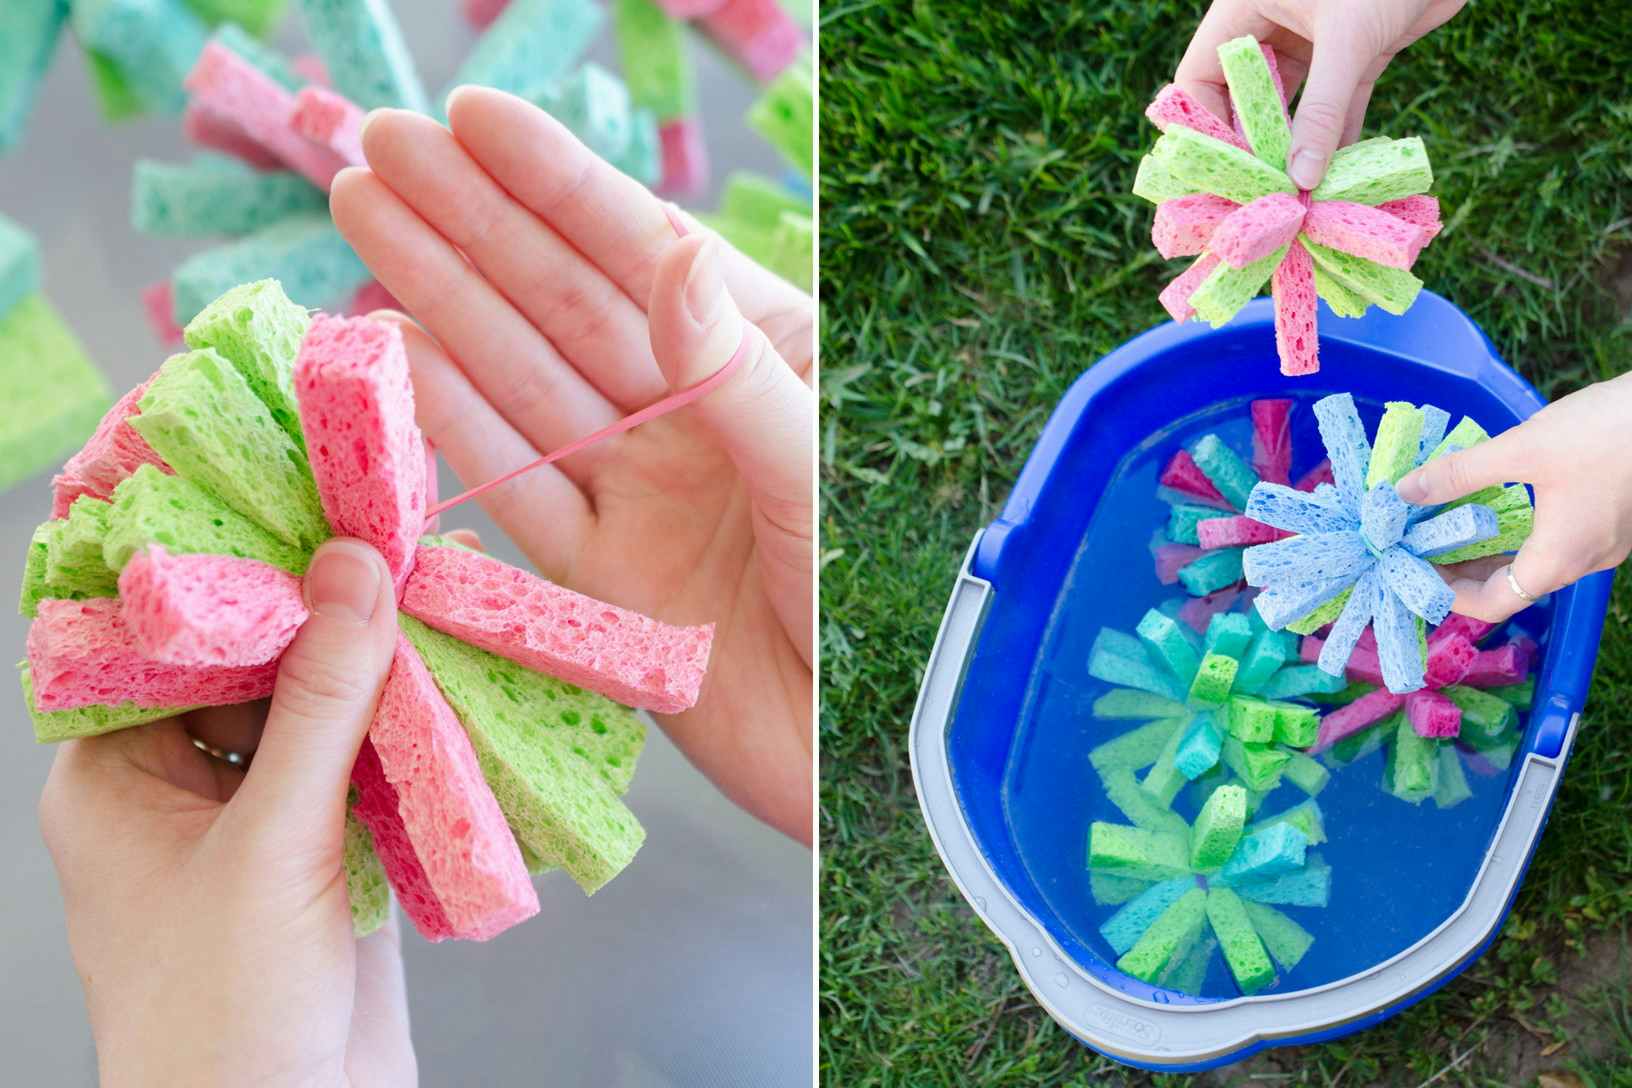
<box><xmin>73</xmin><ymin>0</ymin><xmax>209</xmax><ymax>115</ymax></box>
<box><xmin>132</xmin><ymin>156</ymin><xmax>326</xmax><ymax>237</ymax></box>
<box><xmin>183</xmin><ymin>101</ymin><xmax>285</xmax><ymax>170</ymax></box>
<box><xmin>131</xmin><ymin>347</ymin><xmax>328</xmax><ymax>551</ymax></box>
<box><xmin>1188</xmin><ymin>245</ymin><xmax>1287</xmax><ymax>328</ymax></box>
<box><xmin>170</xmin><ymin>213</ymin><xmax>370</xmax><ymax>328</ymax></box>
<box><xmin>1310</xmin><ymin>137</ymin><xmax>1432</xmax><ymax>205</ymax></box>
<box><xmin>295</xmin><ymin>315</ymin><xmax>426</xmax><ymax>587</ymax></box>
<box><xmin>0</xmin><ymin>1</ymin><xmax>67</xmax><ymax>151</ymax></box>
<box><xmin>1144</xmin><ymin>85</ymin><xmax>1247</xmax><ymax>151</ymax></box>
<box><xmin>0</xmin><ymin>295</ymin><xmax>114</xmax><ymax>495</ymax></box>
<box><xmin>294</xmin><ymin>0</ymin><xmax>428</xmax><ymax>113</ymax></box>
<box><xmin>699</xmin><ymin>0</ymin><xmax>802</xmax><ymax>82</ymax></box>
<box><xmin>118</xmin><ymin>546</ymin><xmax>306</xmax><ymax>666</ymax></box>
<box><xmin>45</xmin><ymin>498</ymin><xmax>119</xmax><ymax>598</ymax></box>
<box><xmin>1117</xmin><ymin>887</ymin><xmax>1208</xmax><ymax>983</ymax></box>
<box><xmin>370</xmin><ymin>633</ymin><xmax>539</xmax><ymax>940</ymax></box>
<box><xmin>1148</xmin><ymin>126</ymin><xmax>1296</xmax><ymax>207</ymax></box>
<box><xmin>615</xmin><ymin>0</ymin><xmax>696</xmax><ymax>122</ymax></box>
<box><xmin>1151</xmin><ymin>194</ymin><xmax>1237</xmax><ymax>260</ymax></box>
<box><xmin>103</xmin><ymin>464</ymin><xmax>310</xmax><ymax>575</ymax></box>
<box><xmin>1301</xmin><ymin>200</ymin><xmax>1429</xmax><ymax>270</ymax></box>
<box><xmin>658</xmin><ymin>117</ymin><xmax>709</xmax><ymax>196</ymax></box>
<box><xmin>140</xmin><ymin>283</ymin><xmax>185</xmax><ymax>348</ymax></box>
<box><xmin>1205</xmin><ymin>886</ymin><xmax>1276</xmax><ymax>993</ymax></box>
<box><xmin>448</xmin><ymin>0</ymin><xmax>606</xmax><ymax>102</ymax></box>
<box><xmin>291</xmin><ymin>85</ymin><xmax>366</xmax><ymax>167</ymax></box>
<box><xmin>402</xmin><ymin>544</ymin><xmax>714</xmax><ymax>714</ymax></box>
<box><xmin>26</xmin><ymin>596</ymin><xmax>278</xmax><ymax>711</ymax></box>
<box><xmin>1159</xmin><ymin>449</ymin><xmax>1231</xmax><ymax>508</ymax></box>
<box><xmin>349</xmin><ymin>735</ymin><xmax>455</xmax><ymax>941</ymax></box>
<box><xmin>0</xmin><ymin>212</ymin><xmax>41</xmax><ymax>318</ymax></box>
<box><xmin>184</xmin><ymin>42</ymin><xmax>347</xmax><ymax>191</ymax></box>
<box><xmin>403</xmin><ymin>616</ymin><xmax>647</xmax><ymax>893</ymax></box>
<box><xmin>21</xmin><ymin>665</ymin><xmax>193</xmax><ymax>743</ymax></box>
<box><xmin>51</xmin><ymin>374</ymin><xmax>171</xmax><ymax>517</ymax></box>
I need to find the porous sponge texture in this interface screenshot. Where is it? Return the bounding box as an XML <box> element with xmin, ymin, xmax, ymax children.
<box><xmin>104</xmin><ymin>464</ymin><xmax>311</xmax><ymax>575</ymax></box>
<box><xmin>1311</xmin><ymin>137</ymin><xmax>1432</xmax><ymax>205</ymax></box>
<box><xmin>370</xmin><ymin>632</ymin><xmax>539</xmax><ymax>940</ymax></box>
<box><xmin>402</xmin><ymin>544</ymin><xmax>713</xmax><ymax>714</ymax></box>
<box><xmin>27</xmin><ymin>596</ymin><xmax>279</xmax><ymax>711</ymax></box>
<box><xmin>52</xmin><ymin>373</ymin><xmax>172</xmax><ymax>519</ymax></box>
<box><xmin>402</xmin><ymin>614</ymin><xmax>646</xmax><ymax>894</ymax></box>
<box><xmin>132</xmin><ymin>157</ymin><xmax>326</xmax><ymax>238</ymax></box>
<box><xmin>182</xmin><ymin>278</ymin><xmax>310</xmax><ymax>448</ymax></box>
<box><xmin>118</xmin><ymin>546</ymin><xmax>307</xmax><ymax>667</ymax></box>
<box><xmin>0</xmin><ymin>295</ymin><xmax>114</xmax><ymax>494</ymax></box>
<box><xmin>343</xmin><ymin>802</ymin><xmax>391</xmax><ymax>938</ymax></box>
<box><xmin>46</xmin><ymin>498</ymin><xmax>120</xmax><ymax>599</ymax></box>
<box><xmin>20</xmin><ymin>665</ymin><xmax>190</xmax><ymax>743</ymax></box>
<box><xmin>350</xmin><ymin>735</ymin><xmax>455</xmax><ymax>941</ymax></box>
<box><xmin>132</xmin><ymin>347</ymin><xmax>328</xmax><ymax>551</ymax></box>
<box><xmin>295</xmin><ymin>315</ymin><xmax>425</xmax><ymax>587</ymax></box>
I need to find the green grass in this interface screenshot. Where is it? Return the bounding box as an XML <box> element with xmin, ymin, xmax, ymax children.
<box><xmin>819</xmin><ymin>2</ymin><xmax>1632</xmax><ymax>1084</ymax></box>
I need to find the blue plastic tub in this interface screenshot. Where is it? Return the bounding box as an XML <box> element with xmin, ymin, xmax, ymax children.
<box><xmin>909</xmin><ymin>291</ymin><xmax>1614</xmax><ymax>1071</ymax></box>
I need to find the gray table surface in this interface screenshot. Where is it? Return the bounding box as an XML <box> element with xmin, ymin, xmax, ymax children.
<box><xmin>0</xmin><ymin>7</ymin><xmax>811</xmax><ymax>1085</ymax></box>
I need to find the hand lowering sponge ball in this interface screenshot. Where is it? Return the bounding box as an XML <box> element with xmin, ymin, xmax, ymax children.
<box><xmin>1134</xmin><ymin>35</ymin><xmax>1441</xmax><ymax>375</ymax></box>
<box><xmin>19</xmin><ymin>279</ymin><xmax>715</xmax><ymax>943</ymax></box>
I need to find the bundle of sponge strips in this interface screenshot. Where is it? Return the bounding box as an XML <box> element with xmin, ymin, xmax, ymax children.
<box><xmin>19</xmin><ymin>278</ymin><xmax>716</xmax><ymax>942</ymax></box>
<box><xmin>1133</xmin><ymin>35</ymin><xmax>1442</xmax><ymax>375</ymax></box>
<box><xmin>0</xmin><ymin>212</ymin><xmax>112</xmax><ymax>494</ymax></box>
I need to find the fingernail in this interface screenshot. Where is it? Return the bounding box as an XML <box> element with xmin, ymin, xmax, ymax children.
<box><xmin>305</xmin><ymin>541</ymin><xmax>383</xmax><ymax>623</ymax></box>
<box><xmin>1396</xmin><ymin>470</ymin><xmax>1426</xmax><ymax>503</ymax></box>
<box><xmin>359</xmin><ymin>108</ymin><xmax>386</xmax><ymax>142</ymax></box>
<box><xmin>1288</xmin><ymin>148</ymin><xmax>1326</xmax><ymax>190</ymax></box>
<box><xmin>444</xmin><ymin>84</ymin><xmax>473</xmax><ymax>118</ymax></box>
<box><xmin>684</xmin><ymin>239</ymin><xmax>727</xmax><ymax>326</ymax></box>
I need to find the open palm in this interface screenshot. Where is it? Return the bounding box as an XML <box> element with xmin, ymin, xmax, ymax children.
<box><xmin>330</xmin><ymin>87</ymin><xmax>813</xmax><ymax>843</ymax></box>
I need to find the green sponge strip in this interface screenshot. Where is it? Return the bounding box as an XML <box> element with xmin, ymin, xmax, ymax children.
<box><xmin>1367</xmin><ymin>402</ymin><xmax>1426</xmax><ymax>488</ymax></box>
<box><xmin>104</xmin><ymin>464</ymin><xmax>309</xmax><ymax>574</ymax></box>
<box><xmin>1218</xmin><ymin>36</ymin><xmax>1290</xmax><ymax>170</ymax></box>
<box><xmin>343</xmin><ymin>801</ymin><xmax>390</xmax><ymax>938</ymax></box>
<box><xmin>1442</xmin><ymin>685</ymin><xmax>1517</xmax><ymax>737</ymax></box>
<box><xmin>1188</xmin><ymin>653</ymin><xmax>1239</xmax><ymax>707</ymax></box>
<box><xmin>1241</xmin><ymin>900</ymin><xmax>1313</xmax><ymax>971</ymax></box>
<box><xmin>1433</xmin><ymin>501</ymin><xmax>1534</xmax><ymax>563</ymax></box>
<box><xmin>1221</xmin><ymin>735</ymin><xmax>1290</xmax><ymax>791</ymax></box>
<box><xmin>613</xmin><ymin>0</ymin><xmax>694</xmax><ymax>120</ymax></box>
<box><xmin>1313</xmin><ymin>264</ymin><xmax>1370</xmax><ymax>319</ymax></box>
<box><xmin>183</xmin><ymin>278</ymin><xmax>311</xmax><ymax>449</ymax></box>
<box><xmin>1433</xmin><ymin>745</ymin><xmax>1474</xmax><ymax>808</ymax></box>
<box><xmin>19</xmin><ymin>521</ymin><xmax>58</xmax><ymax>617</ymax></box>
<box><xmin>1189</xmin><ymin>245</ymin><xmax>1288</xmax><ymax>328</ymax></box>
<box><xmin>1273</xmin><ymin>704</ymin><xmax>1319</xmax><ymax>749</ymax></box>
<box><xmin>1091</xmin><ymin>871</ymin><xmax>1155</xmax><ymax>906</ymax></box>
<box><xmin>1140</xmin><ymin>722</ymin><xmax>1190</xmax><ymax>806</ymax></box>
<box><xmin>721</xmin><ymin>172</ymin><xmax>809</xmax><ymax>228</ymax></box>
<box><xmin>1225</xmin><ymin>696</ymin><xmax>1279</xmax><ymax>743</ymax></box>
<box><xmin>1206</xmin><ymin>886</ymin><xmax>1276</xmax><ymax>993</ymax></box>
<box><xmin>1386</xmin><ymin>715</ymin><xmax>1438</xmax><ymax>803</ymax></box>
<box><xmin>1189</xmin><ymin>784</ymin><xmax>1246</xmax><ymax>870</ymax></box>
<box><xmin>184</xmin><ymin>0</ymin><xmax>290</xmax><ymax>38</ymax></box>
<box><xmin>1310</xmin><ymin>136</ymin><xmax>1432</xmax><ymax>205</ymax></box>
<box><xmin>1088</xmin><ymin>822</ymin><xmax>1191</xmax><ymax>881</ymax></box>
<box><xmin>0</xmin><ymin>295</ymin><xmax>113</xmax><ymax>494</ymax></box>
<box><xmin>1159</xmin><ymin>935</ymin><xmax>1217</xmax><ymax>994</ymax></box>
<box><xmin>22</xmin><ymin>666</ymin><xmax>193</xmax><ymax>743</ymax></box>
<box><xmin>1286</xmin><ymin>588</ymin><xmax>1351</xmax><ymax>636</ymax></box>
<box><xmin>1148</xmin><ymin>126</ymin><xmax>1296</xmax><ymax>205</ymax></box>
<box><xmin>133</xmin><ymin>348</ymin><xmax>327</xmax><ymax>551</ymax></box>
<box><xmin>1280</xmin><ymin>751</ymin><xmax>1329</xmax><ymax>797</ymax></box>
<box><xmin>1303</xmin><ymin>239</ymin><xmax>1422</xmax><ymax>316</ymax></box>
<box><xmin>1093</xmin><ymin>689</ymin><xmax>1188</xmax><ymax>721</ymax></box>
<box><xmin>1101</xmin><ymin>767</ymin><xmax>1189</xmax><ymax>835</ymax></box>
<box><xmin>1492</xmin><ymin>676</ymin><xmax>1534</xmax><ymax>710</ymax></box>
<box><xmin>768</xmin><ymin>211</ymin><xmax>814</xmax><ymax>292</ymax></box>
<box><xmin>401</xmin><ymin>616</ymin><xmax>646</xmax><ymax>893</ymax></box>
<box><xmin>1133</xmin><ymin>155</ymin><xmax>1197</xmax><ymax>203</ymax></box>
<box><xmin>1428</xmin><ymin>417</ymin><xmax>1491</xmax><ymax>460</ymax></box>
<box><xmin>1116</xmin><ymin>887</ymin><xmax>1208</xmax><ymax>984</ymax></box>
<box><xmin>46</xmin><ymin>498</ymin><xmax>119</xmax><ymax>598</ymax></box>
<box><xmin>85</xmin><ymin>50</ymin><xmax>146</xmax><ymax>123</ymax></box>
<box><xmin>748</xmin><ymin>55</ymin><xmax>813</xmax><ymax>179</ymax></box>
<box><xmin>1090</xmin><ymin>716</ymin><xmax>1181</xmax><ymax>772</ymax></box>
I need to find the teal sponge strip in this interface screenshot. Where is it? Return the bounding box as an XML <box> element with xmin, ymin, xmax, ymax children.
<box><xmin>1148</xmin><ymin>126</ymin><xmax>1295</xmax><ymax>206</ymax></box>
<box><xmin>1311</xmin><ymin>137</ymin><xmax>1432</xmax><ymax>205</ymax></box>
<box><xmin>1191</xmin><ymin>433</ymin><xmax>1257</xmax><ymax>511</ymax></box>
<box><xmin>1179</xmin><ymin>549</ymin><xmax>1243</xmax><ymax>597</ymax></box>
<box><xmin>72</xmin><ymin>0</ymin><xmax>209</xmax><ymax>114</ymax></box>
<box><xmin>535</xmin><ymin>63</ymin><xmax>637</xmax><ymax>165</ymax></box>
<box><xmin>183</xmin><ymin>278</ymin><xmax>311</xmax><ymax>449</ymax></box>
<box><xmin>748</xmin><ymin>56</ymin><xmax>813</xmax><ymax>179</ymax></box>
<box><xmin>1173</xmin><ymin>712</ymin><xmax>1223</xmax><ymax>779</ymax></box>
<box><xmin>614</xmin><ymin>0</ymin><xmax>694</xmax><ymax>121</ymax></box>
<box><xmin>1136</xmin><ymin>609</ymin><xmax>1201</xmax><ymax>681</ymax></box>
<box><xmin>0</xmin><ymin>2</ymin><xmax>67</xmax><ymax>152</ymax></box>
<box><xmin>1203</xmin><ymin>613</ymin><xmax>1253</xmax><ymax>660</ymax></box>
<box><xmin>294</xmin><ymin>0</ymin><xmax>427</xmax><ymax>112</ymax></box>
<box><xmin>450</xmin><ymin>0</ymin><xmax>604</xmax><ymax>103</ymax></box>
<box><xmin>1217</xmin><ymin>36</ymin><xmax>1290</xmax><ymax>170</ymax></box>
<box><xmin>132</xmin><ymin>348</ymin><xmax>327</xmax><ymax>551</ymax></box>
<box><xmin>1100</xmin><ymin>877</ymin><xmax>1194</xmax><ymax>956</ymax></box>
<box><xmin>1189</xmin><ymin>244</ymin><xmax>1287</xmax><ymax>328</ymax></box>
<box><xmin>1303</xmin><ymin>239</ymin><xmax>1421</xmax><ymax>316</ymax></box>
<box><xmin>401</xmin><ymin>615</ymin><xmax>646</xmax><ymax>893</ymax></box>
<box><xmin>22</xmin><ymin>665</ymin><xmax>192</xmax><ymax>742</ymax></box>
<box><xmin>104</xmin><ymin>464</ymin><xmax>309</xmax><ymax>573</ymax></box>
<box><xmin>171</xmin><ymin>214</ymin><xmax>371</xmax><ymax>328</ymax></box>
<box><xmin>46</xmin><ymin>498</ymin><xmax>119</xmax><ymax>598</ymax></box>
<box><xmin>1206</xmin><ymin>887</ymin><xmax>1276</xmax><ymax>993</ymax></box>
<box><xmin>132</xmin><ymin>157</ymin><xmax>326</xmax><ymax>237</ymax></box>
<box><xmin>0</xmin><ymin>295</ymin><xmax>113</xmax><ymax>494</ymax></box>
<box><xmin>0</xmin><ymin>212</ymin><xmax>42</xmax><ymax>322</ymax></box>
<box><xmin>343</xmin><ymin>803</ymin><xmax>390</xmax><ymax>937</ymax></box>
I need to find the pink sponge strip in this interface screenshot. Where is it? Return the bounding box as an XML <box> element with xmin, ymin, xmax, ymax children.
<box><xmin>464</xmin><ymin>0</ymin><xmax>513</xmax><ymax>29</ymax></box>
<box><xmin>118</xmin><ymin>546</ymin><xmax>307</xmax><ymax>667</ymax></box>
<box><xmin>27</xmin><ymin>597</ymin><xmax>278</xmax><ymax>711</ymax></box>
<box><xmin>1272</xmin><ymin>241</ymin><xmax>1319</xmax><ymax>376</ymax></box>
<box><xmin>1377</xmin><ymin>195</ymin><xmax>1442</xmax><ymax>242</ymax></box>
<box><xmin>1295</xmin><ymin>459</ymin><xmax>1334</xmax><ymax>492</ymax></box>
<box><xmin>1160</xmin><ymin>449</ymin><xmax>1231</xmax><ymax>508</ymax></box>
<box><xmin>1178</xmin><ymin>585</ymin><xmax>1243</xmax><ymax>635</ymax></box>
<box><xmin>1154</xmin><ymin>542</ymin><xmax>1205</xmax><ymax>585</ymax></box>
<box><xmin>1152</xmin><ymin>194</ymin><xmax>1238</xmax><ymax>259</ymax></box>
<box><xmin>1159</xmin><ymin>254</ymin><xmax>1220</xmax><ymax>323</ymax></box>
<box><xmin>1210</xmin><ymin>192</ymin><xmax>1305</xmax><ymax>269</ymax></box>
<box><xmin>1197</xmin><ymin>515</ymin><xmax>1288</xmax><ymax>548</ymax></box>
<box><xmin>347</xmin><ymin>279</ymin><xmax>400</xmax><ymax>316</ymax></box>
<box><xmin>184</xmin><ymin>102</ymin><xmax>285</xmax><ymax>170</ymax></box>
<box><xmin>701</xmin><ymin>0</ymin><xmax>802</xmax><ymax>82</ymax></box>
<box><xmin>142</xmin><ymin>282</ymin><xmax>184</xmax><ymax>347</ymax></box>
<box><xmin>658</xmin><ymin>117</ymin><xmax>710</xmax><ymax>197</ymax></box>
<box><xmin>1301</xmin><ymin>200</ymin><xmax>1429</xmax><ymax>270</ymax></box>
<box><xmin>1145</xmin><ymin>85</ymin><xmax>1248</xmax><ymax>151</ymax></box>
<box><xmin>350</xmin><ymin>737</ymin><xmax>455</xmax><ymax>942</ymax></box>
<box><xmin>1463</xmin><ymin>644</ymin><xmax>1529</xmax><ymax>687</ymax></box>
<box><xmin>186</xmin><ymin>42</ymin><xmax>347</xmax><ymax>192</ymax></box>
<box><xmin>1311</xmin><ymin>687</ymin><xmax>1404</xmax><ymax>752</ymax></box>
<box><xmin>371</xmin><ymin>634</ymin><xmax>538</xmax><ymax>940</ymax></box>
<box><xmin>292</xmin><ymin>53</ymin><xmax>331</xmax><ymax>87</ymax></box>
<box><xmin>1423</xmin><ymin>631</ymin><xmax>1478</xmax><ymax>687</ymax></box>
<box><xmin>291</xmin><ymin>86</ymin><xmax>366</xmax><ymax>169</ymax></box>
<box><xmin>655</xmin><ymin>0</ymin><xmax>726</xmax><ymax>14</ymax></box>
<box><xmin>1250</xmin><ymin>399</ymin><xmax>1293</xmax><ymax>485</ymax></box>
<box><xmin>402</xmin><ymin>545</ymin><xmax>714</xmax><ymax>714</ymax></box>
<box><xmin>421</xmin><ymin>437</ymin><xmax>440</xmax><ymax>535</ymax></box>
<box><xmin>295</xmin><ymin>315</ymin><xmax>427</xmax><ymax>589</ymax></box>
<box><xmin>50</xmin><ymin>374</ymin><xmax>172</xmax><ymax>519</ymax></box>
<box><xmin>1406</xmin><ymin>689</ymin><xmax>1461</xmax><ymax>738</ymax></box>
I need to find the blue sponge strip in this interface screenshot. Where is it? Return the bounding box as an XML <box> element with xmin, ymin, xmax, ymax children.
<box><xmin>171</xmin><ymin>214</ymin><xmax>371</xmax><ymax>327</ymax></box>
<box><xmin>1167</xmin><ymin>503</ymin><xmax>1218</xmax><ymax>546</ymax></box>
<box><xmin>1136</xmin><ymin>609</ymin><xmax>1201</xmax><ymax>683</ymax></box>
<box><xmin>1219</xmin><ymin>823</ymin><xmax>1308</xmax><ymax>883</ymax></box>
<box><xmin>1255</xmin><ymin>575</ymin><xmax>1353</xmax><ymax>631</ymax></box>
<box><xmin>1203</xmin><ymin>613</ymin><xmax>1253</xmax><ymax>659</ymax></box>
<box><xmin>1100</xmin><ymin>877</ymin><xmax>1195</xmax><ymax>956</ymax></box>
<box><xmin>1174</xmin><ymin>712</ymin><xmax>1224</xmax><ymax>779</ymax></box>
<box><xmin>295</xmin><ymin>0</ymin><xmax>428</xmax><ymax>113</ymax></box>
<box><xmin>1416</xmin><ymin>405</ymin><xmax>1450</xmax><ymax>465</ymax></box>
<box><xmin>1231</xmin><ymin>630</ymin><xmax>1287</xmax><ymax>696</ymax></box>
<box><xmin>1191</xmin><ymin>433</ymin><xmax>1258</xmax><ymax>511</ymax></box>
<box><xmin>1231</xmin><ymin>856</ymin><xmax>1332</xmax><ymax>907</ymax></box>
<box><xmin>1178</xmin><ymin>548</ymin><xmax>1244</xmax><ymax>596</ymax></box>
<box><xmin>0</xmin><ymin>212</ymin><xmax>41</xmax><ymax>320</ymax></box>
<box><xmin>73</xmin><ymin>0</ymin><xmax>207</xmax><ymax>114</ymax></box>
<box><xmin>448</xmin><ymin>0</ymin><xmax>605</xmax><ymax>105</ymax></box>
<box><xmin>1242</xmin><ymin>530</ymin><xmax>1370</xmax><ymax>586</ymax></box>
<box><xmin>1089</xmin><ymin>629</ymin><xmax>1185</xmax><ymax>701</ymax></box>
<box><xmin>1379</xmin><ymin>546</ymin><xmax>1454</xmax><ymax>624</ymax></box>
<box><xmin>1402</xmin><ymin>504</ymin><xmax>1499</xmax><ymax>558</ymax></box>
<box><xmin>1317</xmin><ymin>570</ymin><xmax>1379</xmax><ymax>675</ymax></box>
<box><xmin>0</xmin><ymin>1</ymin><xmax>67</xmax><ymax>152</ymax></box>
<box><xmin>1360</xmin><ymin>482</ymin><xmax>1409</xmax><ymax>551</ymax></box>
<box><xmin>1244</xmin><ymin>482</ymin><xmax>1356</xmax><ymax>534</ymax></box>
<box><xmin>1313</xmin><ymin>393</ymin><xmax>1371</xmax><ymax>511</ymax></box>
<box><xmin>1258</xmin><ymin>664</ymin><xmax>1347</xmax><ymax>699</ymax></box>
<box><xmin>1372</xmin><ymin>583</ymin><xmax>1427</xmax><ymax>692</ymax></box>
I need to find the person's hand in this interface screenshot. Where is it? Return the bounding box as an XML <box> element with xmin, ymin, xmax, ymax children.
<box><xmin>38</xmin><ymin>540</ymin><xmax>416</xmax><ymax>1086</ymax></box>
<box><xmin>1175</xmin><ymin>0</ymin><xmax>1466</xmax><ymax>189</ymax></box>
<box><xmin>1395</xmin><ymin>373</ymin><xmax>1632</xmax><ymax>623</ymax></box>
<box><xmin>329</xmin><ymin>86</ymin><xmax>813</xmax><ymax>845</ymax></box>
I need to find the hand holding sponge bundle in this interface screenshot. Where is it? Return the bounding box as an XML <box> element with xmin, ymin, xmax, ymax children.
<box><xmin>20</xmin><ymin>279</ymin><xmax>715</xmax><ymax>943</ymax></box>
<box><xmin>1134</xmin><ymin>36</ymin><xmax>1442</xmax><ymax>375</ymax></box>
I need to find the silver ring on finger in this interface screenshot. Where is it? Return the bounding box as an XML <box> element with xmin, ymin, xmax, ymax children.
<box><xmin>190</xmin><ymin>735</ymin><xmax>251</xmax><ymax>768</ymax></box>
<box><xmin>1505</xmin><ymin>563</ymin><xmax>1537</xmax><ymax>604</ymax></box>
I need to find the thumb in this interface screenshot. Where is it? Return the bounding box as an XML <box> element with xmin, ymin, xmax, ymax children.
<box><xmin>1396</xmin><ymin>429</ymin><xmax>1530</xmax><ymax>505</ymax></box>
<box><xmin>227</xmin><ymin>539</ymin><xmax>398</xmax><ymax>843</ymax></box>
<box><xmin>1287</xmin><ymin>38</ymin><xmax>1376</xmax><ymax>189</ymax></box>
